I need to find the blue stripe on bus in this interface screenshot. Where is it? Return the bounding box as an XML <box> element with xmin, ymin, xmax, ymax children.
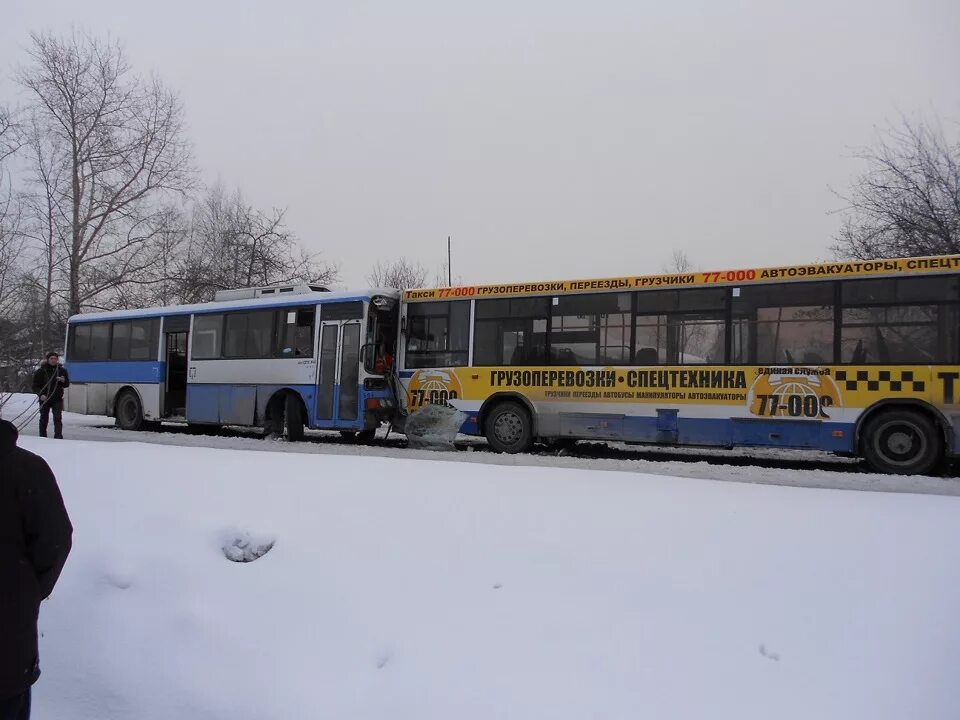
<box><xmin>187</xmin><ymin>383</ymin><xmax>318</xmax><ymax>425</ymax></box>
<box><xmin>457</xmin><ymin>413</ymin><xmax>856</xmax><ymax>453</ymax></box>
<box><xmin>670</xmin><ymin>416</ymin><xmax>853</xmax><ymax>452</ymax></box>
<box><xmin>185</xmin><ymin>383</ymin><xmax>375</xmax><ymax>431</ymax></box>
<box><xmin>66</xmin><ymin>361</ymin><xmax>164</xmax><ymax>384</ymax></box>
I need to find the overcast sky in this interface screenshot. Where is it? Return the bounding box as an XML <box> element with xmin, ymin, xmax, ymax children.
<box><xmin>3</xmin><ymin>0</ymin><xmax>959</xmax><ymax>288</ymax></box>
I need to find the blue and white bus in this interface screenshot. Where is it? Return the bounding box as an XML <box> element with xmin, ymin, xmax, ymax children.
<box><xmin>64</xmin><ymin>285</ymin><xmax>401</xmax><ymax>439</ymax></box>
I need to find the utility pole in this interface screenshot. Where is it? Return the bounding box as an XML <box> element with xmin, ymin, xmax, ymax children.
<box><xmin>447</xmin><ymin>236</ymin><xmax>452</xmax><ymax>286</ymax></box>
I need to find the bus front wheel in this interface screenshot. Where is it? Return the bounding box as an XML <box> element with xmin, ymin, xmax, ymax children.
<box><xmin>861</xmin><ymin>409</ymin><xmax>943</xmax><ymax>476</ymax></box>
<box><xmin>284</xmin><ymin>394</ymin><xmax>305</xmax><ymax>441</ymax></box>
<box><xmin>485</xmin><ymin>401</ymin><xmax>533</xmax><ymax>454</ymax></box>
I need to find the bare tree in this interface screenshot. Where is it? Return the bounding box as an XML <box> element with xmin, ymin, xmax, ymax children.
<box><xmin>171</xmin><ymin>186</ymin><xmax>337</xmax><ymax>303</ymax></box>
<box><xmin>17</xmin><ymin>30</ymin><xmax>196</xmax><ymax>315</ymax></box>
<box><xmin>18</xmin><ymin>117</ymin><xmax>70</xmax><ymax>350</ymax></box>
<box><xmin>367</xmin><ymin>258</ymin><xmax>429</xmax><ymax>289</ymax></box>
<box><xmin>139</xmin><ymin>203</ymin><xmax>188</xmax><ymax>308</ymax></box>
<box><xmin>662</xmin><ymin>248</ymin><xmax>696</xmax><ymax>274</ymax></box>
<box><xmin>431</xmin><ymin>258</ymin><xmax>464</xmax><ymax>288</ymax></box>
<box><xmin>832</xmin><ymin>117</ymin><xmax>960</xmax><ymax>259</ymax></box>
<box><xmin>0</xmin><ymin>102</ymin><xmax>25</xmax><ymax>346</ymax></box>
<box><xmin>0</xmin><ymin>105</ymin><xmax>22</xmax><ymax>165</ymax></box>
<box><xmin>0</xmin><ymin>187</ymin><xmax>24</xmax><ymax>326</ymax></box>
<box><xmin>0</xmin><ymin>105</ymin><xmax>27</xmax><ymax>404</ymax></box>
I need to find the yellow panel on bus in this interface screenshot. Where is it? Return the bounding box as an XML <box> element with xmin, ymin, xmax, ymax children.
<box><xmin>405</xmin><ymin>365</ymin><xmax>960</xmax><ymax>418</ymax></box>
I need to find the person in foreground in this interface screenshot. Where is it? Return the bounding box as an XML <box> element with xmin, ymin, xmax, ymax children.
<box><xmin>0</xmin><ymin>420</ymin><xmax>73</xmax><ymax>720</ymax></box>
<box><xmin>31</xmin><ymin>353</ymin><xmax>70</xmax><ymax>439</ymax></box>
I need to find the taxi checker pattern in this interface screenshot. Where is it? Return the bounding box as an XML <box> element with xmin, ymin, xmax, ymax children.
<box><xmin>834</xmin><ymin>369</ymin><xmax>926</xmax><ymax>393</ymax></box>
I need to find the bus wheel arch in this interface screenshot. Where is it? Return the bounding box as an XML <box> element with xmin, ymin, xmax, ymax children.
<box><xmin>479</xmin><ymin>393</ymin><xmax>536</xmax><ymax>454</ymax></box>
<box><xmin>264</xmin><ymin>389</ymin><xmax>308</xmax><ymax>441</ymax></box>
<box><xmin>856</xmin><ymin>400</ymin><xmax>948</xmax><ymax>475</ymax></box>
<box><xmin>114</xmin><ymin>387</ymin><xmax>146</xmax><ymax>431</ymax></box>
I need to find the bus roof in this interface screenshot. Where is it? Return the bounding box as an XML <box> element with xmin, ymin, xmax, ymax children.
<box><xmin>68</xmin><ymin>288</ymin><xmax>399</xmax><ymax>324</ymax></box>
<box><xmin>403</xmin><ymin>255</ymin><xmax>960</xmax><ymax>302</ymax></box>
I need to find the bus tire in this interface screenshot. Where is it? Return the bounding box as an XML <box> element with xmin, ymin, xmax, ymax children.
<box><xmin>115</xmin><ymin>390</ymin><xmax>145</xmax><ymax>431</ymax></box>
<box><xmin>485</xmin><ymin>401</ymin><xmax>533</xmax><ymax>454</ymax></box>
<box><xmin>284</xmin><ymin>393</ymin><xmax>305</xmax><ymax>441</ymax></box>
<box><xmin>860</xmin><ymin>409</ymin><xmax>943</xmax><ymax>476</ymax></box>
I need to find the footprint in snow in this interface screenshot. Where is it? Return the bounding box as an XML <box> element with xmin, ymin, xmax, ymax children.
<box><xmin>221</xmin><ymin>529</ymin><xmax>275</xmax><ymax>563</ymax></box>
<box><xmin>759</xmin><ymin>644</ymin><xmax>781</xmax><ymax>662</ymax></box>
<box><xmin>100</xmin><ymin>565</ymin><xmax>134</xmax><ymax>590</ymax></box>
<box><xmin>107</xmin><ymin>574</ymin><xmax>133</xmax><ymax>590</ymax></box>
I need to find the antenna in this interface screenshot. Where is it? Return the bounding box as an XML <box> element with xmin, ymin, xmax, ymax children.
<box><xmin>447</xmin><ymin>236</ymin><xmax>452</xmax><ymax>286</ymax></box>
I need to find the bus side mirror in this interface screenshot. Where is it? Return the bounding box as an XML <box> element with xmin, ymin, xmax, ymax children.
<box><xmin>400</xmin><ymin>316</ymin><xmax>406</xmax><ymax>335</ymax></box>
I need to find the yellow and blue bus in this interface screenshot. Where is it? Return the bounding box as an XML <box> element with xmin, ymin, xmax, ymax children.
<box><xmin>398</xmin><ymin>255</ymin><xmax>960</xmax><ymax>475</ymax></box>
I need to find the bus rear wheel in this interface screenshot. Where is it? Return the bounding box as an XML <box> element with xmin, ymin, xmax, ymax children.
<box><xmin>115</xmin><ymin>390</ymin><xmax>144</xmax><ymax>431</ymax></box>
<box><xmin>861</xmin><ymin>409</ymin><xmax>943</xmax><ymax>476</ymax></box>
<box><xmin>485</xmin><ymin>401</ymin><xmax>533</xmax><ymax>454</ymax></box>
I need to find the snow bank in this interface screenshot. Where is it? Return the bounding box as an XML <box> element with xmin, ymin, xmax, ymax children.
<box><xmin>21</xmin><ymin>437</ymin><xmax>960</xmax><ymax>720</ymax></box>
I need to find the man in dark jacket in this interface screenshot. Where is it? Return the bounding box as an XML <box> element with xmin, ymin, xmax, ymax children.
<box><xmin>31</xmin><ymin>353</ymin><xmax>69</xmax><ymax>440</ymax></box>
<box><xmin>0</xmin><ymin>419</ymin><xmax>72</xmax><ymax>720</ymax></box>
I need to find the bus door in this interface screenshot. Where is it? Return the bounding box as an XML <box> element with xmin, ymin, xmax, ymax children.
<box><xmin>161</xmin><ymin>315</ymin><xmax>190</xmax><ymax>418</ymax></box>
<box><xmin>315</xmin><ymin>302</ymin><xmax>363</xmax><ymax>427</ymax></box>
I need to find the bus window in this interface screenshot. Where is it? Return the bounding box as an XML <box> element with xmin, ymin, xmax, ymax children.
<box><xmin>841</xmin><ymin>278</ymin><xmax>896</xmax><ymax>305</ymax></box>
<box><xmin>550</xmin><ymin>293</ymin><xmax>630</xmax><ymax>366</ymax></box>
<box><xmin>634</xmin><ymin>315</ymin><xmax>667</xmax><ymax>365</ymax></box>
<box><xmin>71</xmin><ymin>324</ymin><xmax>92</xmax><ymax>361</ymax></box>
<box><xmin>276</xmin><ymin>308</ymin><xmax>315</xmax><ymax>357</ymax></box>
<box><xmin>840</xmin><ymin>305</ymin><xmax>955</xmax><ymax>364</ymax></box>
<box><xmin>247</xmin><ymin>311</ymin><xmax>274</xmax><ymax>357</ymax></box>
<box><xmin>112</xmin><ymin>321</ymin><xmax>131</xmax><ymax>360</ymax></box>
<box><xmin>405</xmin><ymin>301</ymin><xmax>469</xmax><ymax>369</ymax></box>
<box><xmin>673</xmin><ymin>315</ymin><xmax>725</xmax><ymax>364</ymax></box>
<box><xmin>129</xmin><ymin>319</ymin><xmax>159</xmax><ymax>360</ymax></box>
<box><xmin>635</xmin><ymin>289</ymin><xmax>725</xmax><ymax>365</ymax></box>
<box><xmin>731</xmin><ymin>282</ymin><xmax>834</xmax><ymax>365</ymax></box>
<box><xmin>224</xmin><ymin>311</ymin><xmax>275</xmax><ymax>358</ymax></box>
<box><xmin>192</xmin><ymin>314</ymin><xmax>224</xmax><ymax>359</ymax></box>
<box><xmin>223</xmin><ymin>313</ymin><xmax>248</xmax><ymax>358</ymax></box>
<box><xmin>474</xmin><ymin>298</ymin><xmax>549</xmax><ymax>366</ymax></box>
<box><xmin>896</xmin><ymin>276</ymin><xmax>960</xmax><ymax>303</ymax></box>
<box><xmin>842</xmin><ymin>276</ymin><xmax>959</xmax><ymax>305</ymax></box>
<box><xmin>839</xmin><ymin>276</ymin><xmax>960</xmax><ymax>363</ymax></box>
<box><xmin>90</xmin><ymin>322</ymin><xmax>111</xmax><ymax>361</ymax></box>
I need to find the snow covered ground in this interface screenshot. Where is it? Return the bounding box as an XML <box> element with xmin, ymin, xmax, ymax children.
<box><xmin>9</xmin><ymin>423</ymin><xmax>960</xmax><ymax>718</ymax></box>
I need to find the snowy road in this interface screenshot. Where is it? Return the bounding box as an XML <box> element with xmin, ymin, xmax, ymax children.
<box><xmin>5</xmin><ymin>394</ymin><xmax>958</xmax><ymax>496</ymax></box>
